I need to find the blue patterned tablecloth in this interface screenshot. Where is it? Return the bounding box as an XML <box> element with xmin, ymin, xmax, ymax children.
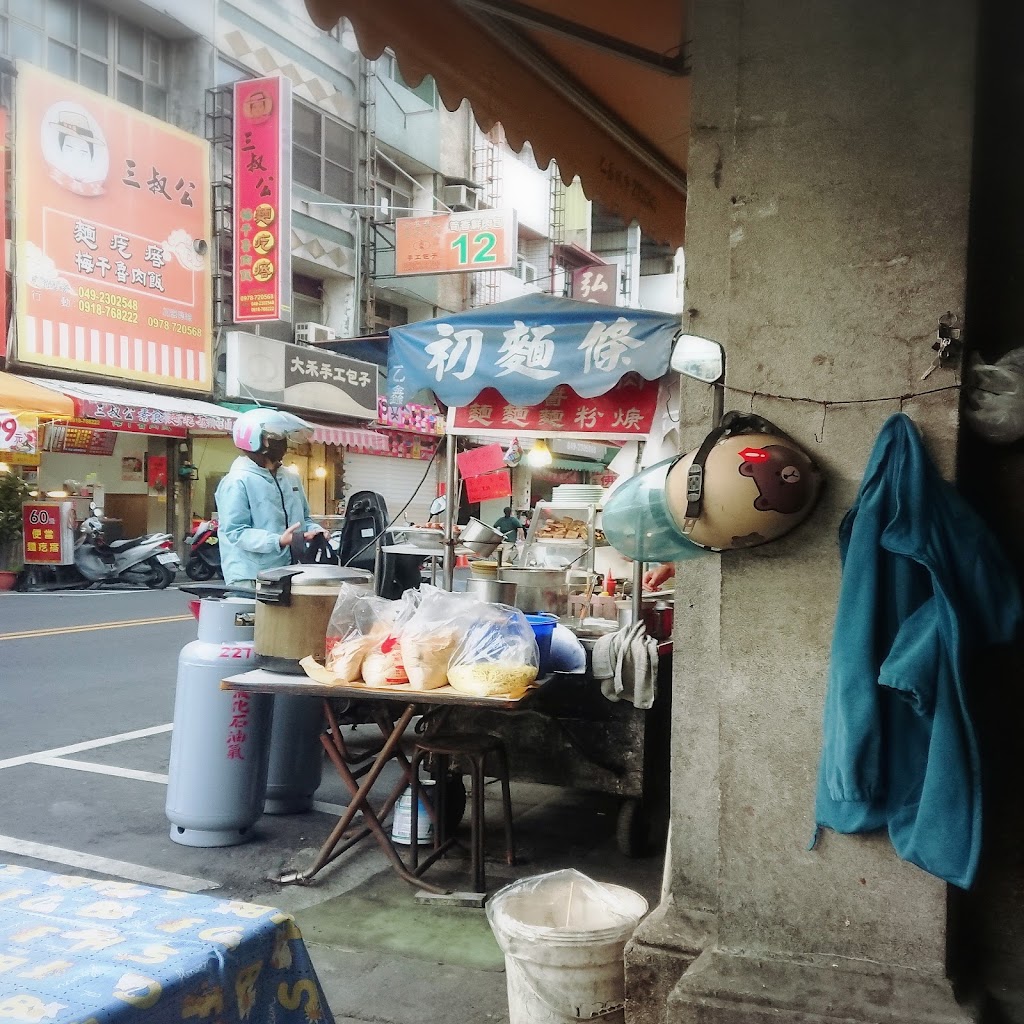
<box><xmin>0</xmin><ymin>864</ymin><xmax>335</xmax><ymax>1024</ymax></box>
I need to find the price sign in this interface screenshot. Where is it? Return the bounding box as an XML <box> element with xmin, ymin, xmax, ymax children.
<box><xmin>395</xmin><ymin>210</ymin><xmax>517</xmax><ymax>276</ymax></box>
<box><xmin>22</xmin><ymin>501</ymin><xmax>76</xmax><ymax>565</ymax></box>
<box><xmin>0</xmin><ymin>411</ymin><xmax>39</xmax><ymax>457</ymax></box>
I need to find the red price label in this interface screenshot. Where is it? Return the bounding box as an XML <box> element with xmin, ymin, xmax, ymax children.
<box><xmin>0</xmin><ymin>416</ymin><xmax>17</xmax><ymax>444</ymax></box>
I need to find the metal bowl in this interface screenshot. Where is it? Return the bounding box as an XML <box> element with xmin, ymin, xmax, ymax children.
<box><xmin>459</xmin><ymin>517</ymin><xmax>504</xmax><ymax>557</ymax></box>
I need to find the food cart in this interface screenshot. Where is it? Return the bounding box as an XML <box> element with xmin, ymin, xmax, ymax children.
<box><xmin>382</xmin><ymin>293</ymin><xmax>690</xmax><ymax>854</ymax></box>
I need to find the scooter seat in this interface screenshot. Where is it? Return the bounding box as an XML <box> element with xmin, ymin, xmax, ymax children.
<box><xmin>107</xmin><ymin>537</ymin><xmax>146</xmax><ymax>551</ymax></box>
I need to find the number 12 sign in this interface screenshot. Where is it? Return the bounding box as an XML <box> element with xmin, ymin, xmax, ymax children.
<box><xmin>395</xmin><ymin>209</ymin><xmax>517</xmax><ymax>277</ymax></box>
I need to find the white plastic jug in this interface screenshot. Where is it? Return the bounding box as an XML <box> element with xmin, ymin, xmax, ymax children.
<box><xmin>390</xmin><ymin>781</ymin><xmax>434</xmax><ymax>846</ymax></box>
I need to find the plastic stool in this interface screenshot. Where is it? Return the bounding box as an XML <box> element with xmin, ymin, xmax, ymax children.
<box><xmin>409</xmin><ymin>733</ymin><xmax>515</xmax><ymax>893</ymax></box>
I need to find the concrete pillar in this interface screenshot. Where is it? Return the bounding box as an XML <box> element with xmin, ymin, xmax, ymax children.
<box><xmin>627</xmin><ymin>2</ymin><xmax>977</xmax><ymax>1022</ymax></box>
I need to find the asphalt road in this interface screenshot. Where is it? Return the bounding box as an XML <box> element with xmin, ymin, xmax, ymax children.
<box><xmin>0</xmin><ymin>585</ymin><xmax>384</xmax><ymax>908</ymax></box>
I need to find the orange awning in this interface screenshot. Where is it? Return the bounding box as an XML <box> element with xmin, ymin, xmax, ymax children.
<box><xmin>303</xmin><ymin>0</ymin><xmax>688</xmax><ymax>246</ymax></box>
<box><xmin>0</xmin><ymin>371</ymin><xmax>75</xmax><ymax>419</ymax></box>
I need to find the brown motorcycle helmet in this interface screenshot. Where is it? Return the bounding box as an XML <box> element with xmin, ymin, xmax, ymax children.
<box><xmin>664</xmin><ymin>412</ymin><xmax>823</xmax><ymax>550</ymax></box>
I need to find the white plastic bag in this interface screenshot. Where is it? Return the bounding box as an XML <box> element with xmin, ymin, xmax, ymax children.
<box><xmin>963</xmin><ymin>348</ymin><xmax>1024</xmax><ymax>444</ymax></box>
<box><xmin>400</xmin><ymin>586</ymin><xmax>478</xmax><ymax>690</ymax></box>
<box><xmin>360</xmin><ymin>590</ymin><xmax>420</xmax><ymax>687</ymax></box>
<box><xmin>323</xmin><ymin>584</ymin><xmax>379</xmax><ymax>683</ymax></box>
<box><xmin>447</xmin><ymin>603</ymin><xmax>539</xmax><ymax>697</ymax></box>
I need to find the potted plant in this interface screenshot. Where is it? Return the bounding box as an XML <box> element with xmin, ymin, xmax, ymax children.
<box><xmin>0</xmin><ymin>470</ymin><xmax>30</xmax><ymax>590</ymax></box>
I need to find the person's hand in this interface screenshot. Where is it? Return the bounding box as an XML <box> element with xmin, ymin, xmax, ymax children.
<box><xmin>643</xmin><ymin>564</ymin><xmax>675</xmax><ymax>591</ymax></box>
<box><xmin>279</xmin><ymin>522</ymin><xmax>301</xmax><ymax>548</ymax></box>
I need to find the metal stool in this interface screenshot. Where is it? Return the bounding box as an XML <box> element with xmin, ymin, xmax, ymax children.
<box><xmin>408</xmin><ymin>733</ymin><xmax>515</xmax><ymax>893</ymax></box>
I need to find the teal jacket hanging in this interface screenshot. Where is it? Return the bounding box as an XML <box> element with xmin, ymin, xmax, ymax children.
<box><xmin>815</xmin><ymin>413</ymin><xmax>1021</xmax><ymax>888</ymax></box>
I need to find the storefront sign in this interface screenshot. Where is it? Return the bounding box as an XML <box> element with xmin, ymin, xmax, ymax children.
<box><xmin>44</xmin><ymin>423</ymin><xmax>117</xmax><ymax>456</ymax></box>
<box><xmin>0</xmin><ymin>107</ymin><xmax>7</xmax><ymax>359</ymax></box>
<box><xmin>571</xmin><ymin>264</ymin><xmax>616</xmax><ymax>305</ymax></box>
<box><xmin>376</xmin><ymin>396</ymin><xmax>444</xmax><ymax>436</ymax></box>
<box><xmin>448</xmin><ymin>378</ymin><xmax>660</xmax><ymax>440</ymax></box>
<box><xmin>232</xmin><ymin>76</ymin><xmax>292</xmax><ymax>324</ymax></box>
<box><xmin>347</xmin><ymin>436</ymin><xmax>437</xmax><ymax>461</ymax></box>
<box><xmin>13</xmin><ymin>64</ymin><xmax>213</xmax><ymax>391</ymax></box>
<box><xmin>22</xmin><ymin>501</ymin><xmax>76</xmax><ymax>565</ymax></box>
<box><xmin>395</xmin><ymin>210</ymin><xmax>517</xmax><ymax>276</ymax></box>
<box><xmin>457</xmin><ymin>443</ymin><xmax>506</xmax><ymax>479</ymax></box>
<box><xmin>387</xmin><ymin>293</ymin><xmax>677</xmax><ymax>407</ymax></box>
<box><xmin>225</xmin><ymin>332</ymin><xmax>378</xmax><ymax>419</ymax></box>
<box><xmin>0</xmin><ymin>411</ymin><xmax>39</xmax><ymax>458</ymax></box>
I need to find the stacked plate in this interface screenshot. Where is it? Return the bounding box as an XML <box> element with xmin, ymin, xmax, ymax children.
<box><xmin>551</xmin><ymin>484</ymin><xmax>604</xmax><ymax>506</ymax></box>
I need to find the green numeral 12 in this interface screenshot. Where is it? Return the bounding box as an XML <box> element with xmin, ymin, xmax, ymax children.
<box><xmin>451</xmin><ymin>231</ymin><xmax>498</xmax><ymax>265</ymax></box>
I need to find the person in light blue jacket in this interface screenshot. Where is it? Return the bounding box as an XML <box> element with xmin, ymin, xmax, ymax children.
<box><xmin>215</xmin><ymin>409</ymin><xmax>325</xmax><ymax>586</ymax></box>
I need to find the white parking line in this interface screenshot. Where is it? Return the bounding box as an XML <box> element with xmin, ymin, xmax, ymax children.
<box><xmin>35</xmin><ymin>757</ymin><xmax>169</xmax><ymax>785</ymax></box>
<box><xmin>0</xmin><ymin>724</ymin><xmax>173</xmax><ymax>771</ymax></box>
<box><xmin>22</xmin><ymin>758</ymin><xmax>350</xmax><ymax>818</ymax></box>
<box><xmin>0</xmin><ymin>835</ymin><xmax>219</xmax><ymax>892</ymax></box>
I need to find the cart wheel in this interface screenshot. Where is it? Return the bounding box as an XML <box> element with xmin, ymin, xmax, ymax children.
<box><xmin>616</xmin><ymin>798</ymin><xmax>655</xmax><ymax>858</ymax></box>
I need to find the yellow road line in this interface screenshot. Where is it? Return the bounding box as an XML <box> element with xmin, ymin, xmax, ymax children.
<box><xmin>0</xmin><ymin>614</ymin><xmax>193</xmax><ymax>642</ymax></box>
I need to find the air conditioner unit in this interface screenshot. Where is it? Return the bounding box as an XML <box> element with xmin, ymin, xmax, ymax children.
<box><xmin>294</xmin><ymin>322</ymin><xmax>336</xmax><ymax>344</ymax></box>
<box><xmin>441</xmin><ymin>184</ymin><xmax>480</xmax><ymax>211</ymax></box>
<box><xmin>517</xmin><ymin>259</ymin><xmax>538</xmax><ymax>284</ymax></box>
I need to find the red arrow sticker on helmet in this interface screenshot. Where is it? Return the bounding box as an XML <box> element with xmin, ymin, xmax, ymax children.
<box><xmin>738</xmin><ymin>447</ymin><xmax>769</xmax><ymax>462</ymax></box>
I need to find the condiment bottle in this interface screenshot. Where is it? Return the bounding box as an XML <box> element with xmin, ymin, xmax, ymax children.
<box><xmin>604</xmin><ymin>570</ymin><xmax>616</xmax><ymax>597</ymax></box>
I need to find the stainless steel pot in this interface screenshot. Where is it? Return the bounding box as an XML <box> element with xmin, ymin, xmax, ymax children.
<box><xmin>465</xmin><ymin>577</ymin><xmax>518</xmax><ymax>604</ymax></box>
<box><xmin>254</xmin><ymin>565</ymin><xmax>373</xmax><ymax>673</ymax></box>
<box><xmin>497</xmin><ymin>566</ymin><xmax>569</xmax><ymax>616</ymax></box>
<box><xmin>459</xmin><ymin>517</ymin><xmax>505</xmax><ymax>557</ymax></box>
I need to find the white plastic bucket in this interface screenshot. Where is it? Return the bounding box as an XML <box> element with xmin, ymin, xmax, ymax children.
<box><xmin>487</xmin><ymin>870</ymin><xmax>648</xmax><ymax>1024</ymax></box>
<box><xmin>391</xmin><ymin>781</ymin><xmax>434</xmax><ymax>846</ymax></box>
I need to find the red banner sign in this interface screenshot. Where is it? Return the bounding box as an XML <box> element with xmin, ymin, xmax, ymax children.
<box><xmin>464</xmin><ymin>470</ymin><xmax>512</xmax><ymax>503</ymax></box>
<box><xmin>457</xmin><ymin>443</ymin><xmax>507</xmax><ymax>479</ymax></box>
<box><xmin>449</xmin><ymin>378</ymin><xmax>659</xmax><ymax>439</ymax></box>
<box><xmin>233</xmin><ymin>77</ymin><xmax>292</xmax><ymax>324</ymax></box>
<box><xmin>22</xmin><ymin>501</ymin><xmax>76</xmax><ymax>565</ymax></box>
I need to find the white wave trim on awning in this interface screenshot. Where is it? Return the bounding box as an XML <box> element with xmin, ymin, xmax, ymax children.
<box><xmin>310</xmin><ymin>423</ymin><xmax>389</xmax><ymax>450</ymax></box>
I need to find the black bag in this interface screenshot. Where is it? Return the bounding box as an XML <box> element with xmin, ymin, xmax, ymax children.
<box><xmin>289</xmin><ymin>531</ymin><xmax>340</xmax><ymax>565</ymax></box>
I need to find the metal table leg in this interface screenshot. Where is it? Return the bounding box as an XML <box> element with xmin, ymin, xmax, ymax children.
<box><xmin>275</xmin><ymin>701</ymin><xmax>449</xmax><ymax>893</ymax></box>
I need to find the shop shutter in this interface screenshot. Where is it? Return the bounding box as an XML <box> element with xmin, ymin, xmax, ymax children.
<box><xmin>341</xmin><ymin>452</ymin><xmax>440</xmax><ymax>526</ymax></box>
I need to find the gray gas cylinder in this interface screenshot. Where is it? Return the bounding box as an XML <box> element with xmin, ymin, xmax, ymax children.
<box><xmin>264</xmin><ymin>695</ymin><xmax>325</xmax><ymax>814</ymax></box>
<box><xmin>166</xmin><ymin>596</ymin><xmax>273</xmax><ymax>847</ymax></box>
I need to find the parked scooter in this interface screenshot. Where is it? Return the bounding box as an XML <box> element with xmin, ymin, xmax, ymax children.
<box><xmin>73</xmin><ymin>507</ymin><xmax>180</xmax><ymax>589</ymax></box>
<box><xmin>184</xmin><ymin>517</ymin><xmax>222</xmax><ymax>581</ymax></box>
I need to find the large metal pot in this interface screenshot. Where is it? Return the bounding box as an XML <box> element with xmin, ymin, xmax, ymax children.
<box><xmin>465</xmin><ymin>577</ymin><xmax>518</xmax><ymax>605</ymax></box>
<box><xmin>497</xmin><ymin>566</ymin><xmax>569</xmax><ymax>616</ymax></box>
<box><xmin>254</xmin><ymin>565</ymin><xmax>373</xmax><ymax>673</ymax></box>
<box><xmin>459</xmin><ymin>517</ymin><xmax>505</xmax><ymax>557</ymax></box>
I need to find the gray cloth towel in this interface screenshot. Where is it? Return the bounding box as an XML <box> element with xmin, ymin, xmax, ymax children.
<box><xmin>592</xmin><ymin>622</ymin><xmax>659</xmax><ymax>709</ymax></box>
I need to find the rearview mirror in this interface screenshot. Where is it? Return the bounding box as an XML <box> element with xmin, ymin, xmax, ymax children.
<box><xmin>670</xmin><ymin>334</ymin><xmax>725</xmax><ymax>383</ymax></box>
<box><xmin>428</xmin><ymin>496</ymin><xmax>447</xmax><ymax>517</ymax></box>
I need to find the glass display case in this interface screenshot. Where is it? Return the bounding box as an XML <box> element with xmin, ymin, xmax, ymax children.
<box><xmin>521</xmin><ymin>501</ymin><xmax>606</xmax><ymax>571</ymax></box>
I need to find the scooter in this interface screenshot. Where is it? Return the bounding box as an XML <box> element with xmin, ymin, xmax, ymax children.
<box><xmin>184</xmin><ymin>517</ymin><xmax>222</xmax><ymax>581</ymax></box>
<box><xmin>73</xmin><ymin>508</ymin><xmax>180</xmax><ymax>589</ymax></box>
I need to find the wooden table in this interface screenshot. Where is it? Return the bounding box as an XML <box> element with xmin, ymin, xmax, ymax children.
<box><xmin>222</xmin><ymin>669</ymin><xmax>535</xmax><ymax>891</ymax></box>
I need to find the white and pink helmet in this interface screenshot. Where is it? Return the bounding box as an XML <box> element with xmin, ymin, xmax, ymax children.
<box><xmin>231</xmin><ymin>408</ymin><xmax>314</xmax><ymax>453</ymax></box>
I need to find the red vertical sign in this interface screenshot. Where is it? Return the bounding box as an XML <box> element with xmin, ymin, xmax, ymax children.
<box><xmin>233</xmin><ymin>77</ymin><xmax>292</xmax><ymax>324</ymax></box>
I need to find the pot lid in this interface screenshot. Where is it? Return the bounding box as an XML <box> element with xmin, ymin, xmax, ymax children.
<box><xmin>257</xmin><ymin>565</ymin><xmax>373</xmax><ymax>587</ymax></box>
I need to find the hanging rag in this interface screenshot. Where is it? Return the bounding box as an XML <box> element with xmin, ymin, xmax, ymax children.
<box><xmin>814</xmin><ymin>413</ymin><xmax>1022</xmax><ymax>888</ymax></box>
<box><xmin>593</xmin><ymin>621</ymin><xmax>660</xmax><ymax>709</ymax></box>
